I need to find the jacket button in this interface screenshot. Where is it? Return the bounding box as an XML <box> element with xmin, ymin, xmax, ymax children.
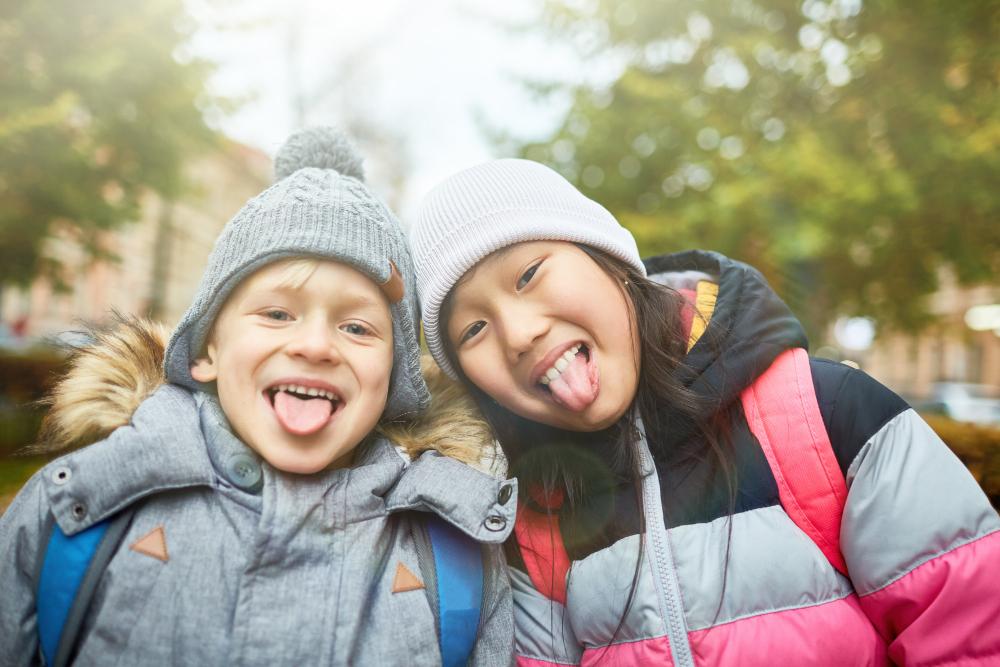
<box><xmin>497</xmin><ymin>484</ymin><xmax>513</xmax><ymax>505</ymax></box>
<box><xmin>71</xmin><ymin>503</ymin><xmax>87</xmax><ymax>520</ymax></box>
<box><xmin>484</xmin><ymin>515</ymin><xmax>507</xmax><ymax>532</ymax></box>
<box><xmin>226</xmin><ymin>453</ymin><xmax>262</xmax><ymax>490</ymax></box>
<box><xmin>52</xmin><ymin>466</ymin><xmax>72</xmax><ymax>485</ymax></box>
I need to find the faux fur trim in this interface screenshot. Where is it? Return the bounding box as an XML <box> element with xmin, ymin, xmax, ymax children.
<box><xmin>36</xmin><ymin>314</ymin><xmax>498</xmax><ymax>471</ymax></box>
<box><xmin>379</xmin><ymin>356</ymin><xmax>500</xmax><ymax>472</ymax></box>
<box><xmin>36</xmin><ymin>313</ymin><xmax>168</xmax><ymax>452</ymax></box>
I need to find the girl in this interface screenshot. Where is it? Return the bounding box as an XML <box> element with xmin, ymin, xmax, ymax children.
<box><xmin>408</xmin><ymin>158</ymin><xmax>1000</xmax><ymax>666</ymax></box>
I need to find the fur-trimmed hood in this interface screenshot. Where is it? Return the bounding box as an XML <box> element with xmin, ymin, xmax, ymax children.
<box><xmin>38</xmin><ymin>314</ymin><xmax>498</xmax><ymax>471</ymax></box>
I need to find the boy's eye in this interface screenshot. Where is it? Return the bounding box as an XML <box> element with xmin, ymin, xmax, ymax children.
<box><xmin>263</xmin><ymin>309</ymin><xmax>292</xmax><ymax>321</ymax></box>
<box><xmin>460</xmin><ymin>321</ymin><xmax>486</xmax><ymax>344</ymax></box>
<box><xmin>341</xmin><ymin>322</ymin><xmax>372</xmax><ymax>336</ymax></box>
<box><xmin>516</xmin><ymin>262</ymin><xmax>542</xmax><ymax>291</ymax></box>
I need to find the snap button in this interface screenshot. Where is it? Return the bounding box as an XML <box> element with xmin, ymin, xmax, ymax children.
<box><xmin>226</xmin><ymin>453</ymin><xmax>262</xmax><ymax>491</ymax></box>
<box><xmin>497</xmin><ymin>484</ymin><xmax>513</xmax><ymax>506</ymax></box>
<box><xmin>484</xmin><ymin>515</ymin><xmax>507</xmax><ymax>532</ymax></box>
<box><xmin>52</xmin><ymin>466</ymin><xmax>72</xmax><ymax>485</ymax></box>
<box><xmin>71</xmin><ymin>503</ymin><xmax>87</xmax><ymax>520</ymax></box>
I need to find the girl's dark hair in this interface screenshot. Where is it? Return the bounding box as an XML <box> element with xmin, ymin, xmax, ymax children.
<box><xmin>440</xmin><ymin>244</ymin><xmax>737</xmax><ymax>648</ymax></box>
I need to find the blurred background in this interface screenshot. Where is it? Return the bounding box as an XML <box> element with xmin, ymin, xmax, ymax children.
<box><xmin>1</xmin><ymin>0</ymin><xmax>998</xmax><ymax>509</ymax></box>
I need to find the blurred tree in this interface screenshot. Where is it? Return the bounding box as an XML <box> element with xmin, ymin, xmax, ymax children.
<box><xmin>279</xmin><ymin>0</ymin><xmax>418</xmax><ymax>211</ymax></box>
<box><xmin>517</xmin><ymin>0</ymin><xmax>1000</xmax><ymax>335</ymax></box>
<box><xmin>0</xmin><ymin>0</ymin><xmax>220</xmax><ymax>293</ymax></box>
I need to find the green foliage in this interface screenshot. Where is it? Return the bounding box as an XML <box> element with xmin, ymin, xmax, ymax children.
<box><xmin>0</xmin><ymin>0</ymin><xmax>221</xmax><ymax>288</ymax></box>
<box><xmin>518</xmin><ymin>0</ymin><xmax>1000</xmax><ymax>336</ymax></box>
<box><xmin>0</xmin><ymin>456</ymin><xmax>51</xmax><ymax>514</ymax></box>
<box><xmin>0</xmin><ymin>348</ymin><xmax>65</xmax><ymax>402</ymax></box>
<box><xmin>0</xmin><ymin>410</ymin><xmax>44</xmax><ymax>457</ymax></box>
<box><xmin>0</xmin><ymin>348</ymin><xmax>65</xmax><ymax>456</ymax></box>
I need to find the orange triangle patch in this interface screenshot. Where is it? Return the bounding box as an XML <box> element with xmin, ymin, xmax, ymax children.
<box><xmin>130</xmin><ymin>526</ymin><xmax>169</xmax><ymax>562</ymax></box>
<box><xmin>391</xmin><ymin>562</ymin><xmax>424</xmax><ymax>593</ymax></box>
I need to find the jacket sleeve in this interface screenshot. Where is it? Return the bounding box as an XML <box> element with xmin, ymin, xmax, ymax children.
<box><xmin>830</xmin><ymin>368</ymin><xmax>1000</xmax><ymax>665</ymax></box>
<box><xmin>468</xmin><ymin>544</ymin><xmax>515</xmax><ymax>667</ymax></box>
<box><xmin>509</xmin><ymin>566</ymin><xmax>582</xmax><ymax>667</ymax></box>
<box><xmin>0</xmin><ymin>471</ymin><xmax>50</xmax><ymax>667</ymax></box>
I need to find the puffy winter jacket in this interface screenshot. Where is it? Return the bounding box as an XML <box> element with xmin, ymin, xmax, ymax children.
<box><xmin>0</xmin><ymin>318</ymin><xmax>517</xmax><ymax>666</ymax></box>
<box><xmin>512</xmin><ymin>251</ymin><xmax>1000</xmax><ymax>667</ymax></box>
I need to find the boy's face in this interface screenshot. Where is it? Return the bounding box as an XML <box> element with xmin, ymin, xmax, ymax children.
<box><xmin>191</xmin><ymin>259</ymin><xmax>394</xmax><ymax>474</ymax></box>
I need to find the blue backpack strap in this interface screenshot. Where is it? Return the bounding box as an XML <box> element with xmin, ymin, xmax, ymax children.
<box><xmin>426</xmin><ymin>517</ymin><xmax>484</xmax><ymax>667</ymax></box>
<box><xmin>36</xmin><ymin>510</ymin><xmax>134</xmax><ymax>667</ymax></box>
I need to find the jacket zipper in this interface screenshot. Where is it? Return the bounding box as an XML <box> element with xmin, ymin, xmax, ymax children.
<box><xmin>637</xmin><ymin>421</ymin><xmax>694</xmax><ymax>667</ymax></box>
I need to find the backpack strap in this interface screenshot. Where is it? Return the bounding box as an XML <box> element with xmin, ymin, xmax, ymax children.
<box><xmin>36</xmin><ymin>509</ymin><xmax>134</xmax><ymax>667</ymax></box>
<box><xmin>740</xmin><ymin>347</ymin><xmax>850</xmax><ymax>575</ymax></box>
<box><xmin>426</xmin><ymin>516</ymin><xmax>484</xmax><ymax>667</ymax></box>
<box><xmin>513</xmin><ymin>487</ymin><xmax>570</xmax><ymax>605</ymax></box>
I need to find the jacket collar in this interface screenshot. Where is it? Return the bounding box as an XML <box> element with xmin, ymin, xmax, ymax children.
<box><xmin>196</xmin><ymin>392</ymin><xmax>265</xmax><ymax>495</ymax></box>
<box><xmin>43</xmin><ymin>384</ymin><xmax>515</xmax><ymax>543</ymax></box>
<box><xmin>385</xmin><ymin>450</ymin><xmax>517</xmax><ymax>543</ymax></box>
<box><xmin>643</xmin><ymin>250</ymin><xmax>808</xmax><ymax>450</ymax></box>
<box><xmin>43</xmin><ymin>385</ymin><xmax>214</xmax><ymax>535</ymax></box>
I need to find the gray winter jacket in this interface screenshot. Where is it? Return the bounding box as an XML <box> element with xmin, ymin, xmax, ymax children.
<box><xmin>0</xmin><ymin>325</ymin><xmax>515</xmax><ymax>666</ymax></box>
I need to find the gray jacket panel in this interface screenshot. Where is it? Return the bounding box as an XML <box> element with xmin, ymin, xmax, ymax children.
<box><xmin>0</xmin><ymin>385</ymin><xmax>516</xmax><ymax>666</ymax></box>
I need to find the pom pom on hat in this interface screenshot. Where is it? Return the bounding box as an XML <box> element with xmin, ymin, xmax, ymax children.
<box><xmin>273</xmin><ymin>126</ymin><xmax>365</xmax><ymax>182</ymax></box>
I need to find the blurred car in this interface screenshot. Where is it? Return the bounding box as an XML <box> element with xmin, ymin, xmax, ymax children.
<box><xmin>915</xmin><ymin>382</ymin><xmax>1000</xmax><ymax>426</ymax></box>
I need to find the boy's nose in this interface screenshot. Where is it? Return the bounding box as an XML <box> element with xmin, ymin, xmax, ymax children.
<box><xmin>285</xmin><ymin>319</ymin><xmax>342</xmax><ymax>364</ymax></box>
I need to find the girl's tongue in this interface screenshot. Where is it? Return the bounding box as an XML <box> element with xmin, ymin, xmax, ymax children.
<box><xmin>273</xmin><ymin>391</ymin><xmax>334</xmax><ymax>436</ymax></box>
<box><xmin>546</xmin><ymin>351</ymin><xmax>599</xmax><ymax>412</ymax></box>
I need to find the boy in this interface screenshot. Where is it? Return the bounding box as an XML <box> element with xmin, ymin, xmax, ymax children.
<box><xmin>0</xmin><ymin>128</ymin><xmax>515</xmax><ymax>666</ymax></box>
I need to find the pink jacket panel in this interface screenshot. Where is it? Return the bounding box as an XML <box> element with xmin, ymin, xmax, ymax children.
<box><xmin>687</xmin><ymin>594</ymin><xmax>887</xmax><ymax>667</ymax></box>
<box><xmin>580</xmin><ymin>636</ymin><xmax>673</xmax><ymax>666</ymax></box>
<box><xmin>517</xmin><ymin>658</ymin><xmax>578</xmax><ymax>667</ymax></box>
<box><xmin>858</xmin><ymin>529</ymin><xmax>1000</xmax><ymax>666</ymax></box>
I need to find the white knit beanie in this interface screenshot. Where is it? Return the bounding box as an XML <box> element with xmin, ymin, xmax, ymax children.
<box><xmin>410</xmin><ymin>158</ymin><xmax>645</xmax><ymax>379</ymax></box>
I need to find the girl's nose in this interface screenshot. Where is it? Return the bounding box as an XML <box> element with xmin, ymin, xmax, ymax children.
<box><xmin>500</xmin><ymin>308</ymin><xmax>549</xmax><ymax>365</ymax></box>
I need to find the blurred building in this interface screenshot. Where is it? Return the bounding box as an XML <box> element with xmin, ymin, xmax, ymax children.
<box><xmin>0</xmin><ymin>140</ymin><xmax>271</xmax><ymax>337</ymax></box>
<box><xmin>863</xmin><ymin>274</ymin><xmax>999</xmax><ymax>418</ymax></box>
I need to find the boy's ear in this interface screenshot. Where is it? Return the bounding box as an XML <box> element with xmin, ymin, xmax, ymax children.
<box><xmin>190</xmin><ymin>343</ymin><xmax>219</xmax><ymax>383</ymax></box>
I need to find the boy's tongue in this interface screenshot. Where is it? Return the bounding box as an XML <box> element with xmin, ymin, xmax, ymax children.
<box><xmin>273</xmin><ymin>391</ymin><xmax>334</xmax><ymax>436</ymax></box>
<box><xmin>547</xmin><ymin>352</ymin><xmax>598</xmax><ymax>412</ymax></box>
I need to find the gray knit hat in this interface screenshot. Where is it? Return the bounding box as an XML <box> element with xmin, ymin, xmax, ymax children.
<box><xmin>164</xmin><ymin>126</ymin><xmax>429</xmax><ymax>420</ymax></box>
<box><xmin>410</xmin><ymin>158</ymin><xmax>645</xmax><ymax>379</ymax></box>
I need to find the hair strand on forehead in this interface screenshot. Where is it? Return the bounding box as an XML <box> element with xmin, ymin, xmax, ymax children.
<box><xmin>272</xmin><ymin>257</ymin><xmax>321</xmax><ymax>290</ymax></box>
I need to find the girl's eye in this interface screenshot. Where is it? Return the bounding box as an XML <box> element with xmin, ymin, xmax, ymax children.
<box><xmin>460</xmin><ymin>321</ymin><xmax>486</xmax><ymax>344</ymax></box>
<box><xmin>341</xmin><ymin>322</ymin><xmax>372</xmax><ymax>336</ymax></box>
<box><xmin>263</xmin><ymin>309</ymin><xmax>292</xmax><ymax>322</ymax></box>
<box><xmin>516</xmin><ymin>262</ymin><xmax>542</xmax><ymax>291</ymax></box>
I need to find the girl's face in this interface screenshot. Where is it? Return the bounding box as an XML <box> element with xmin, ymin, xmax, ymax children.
<box><xmin>447</xmin><ymin>241</ymin><xmax>640</xmax><ymax>432</ymax></box>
